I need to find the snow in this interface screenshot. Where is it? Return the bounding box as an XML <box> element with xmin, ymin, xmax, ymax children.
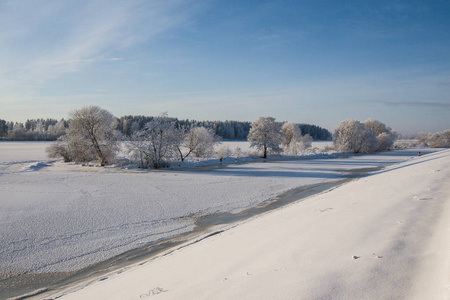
<box><xmin>214</xmin><ymin>140</ymin><xmax>333</xmax><ymax>153</ymax></box>
<box><xmin>0</xmin><ymin>142</ymin><xmax>352</xmax><ymax>275</ymax></box>
<box><xmin>1</xmin><ymin>141</ymin><xmax>447</xmax><ymax>299</ymax></box>
<box><xmin>0</xmin><ymin>141</ymin><xmax>52</xmax><ymax>163</ymax></box>
<box><xmin>40</xmin><ymin>148</ymin><xmax>450</xmax><ymax>300</ymax></box>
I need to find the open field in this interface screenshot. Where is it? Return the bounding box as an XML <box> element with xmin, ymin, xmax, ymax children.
<box><xmin>45</xmin><ymin>148</ymin><xmax>450</xmax><ymax>300</ymax></box>
<box><xmin>0</xmin><ymin>141</ymin><xmax>447</xmax><ymax>299</ymax></box>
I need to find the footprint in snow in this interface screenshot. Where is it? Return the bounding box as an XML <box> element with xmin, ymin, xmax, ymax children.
<box><xmin>140</xmin><ymin>287</ymin><xmax>167</xmax><ymax>298</ymax></box>
<box><xmin>320</xmin><ymin>208</ymin><xmax>333</xmax><ymax>212</ymax></box>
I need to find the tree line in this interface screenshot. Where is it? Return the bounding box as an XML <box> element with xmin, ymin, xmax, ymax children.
<box><xmin>117</xmin><ymin>115</ymin><xmax>331</xmax><ymax>141</ymax></box>
<box><xmin>0</xmin><ymin>118</ymin><xmax>67</xmax><ymax>141</ymax></box>
<box><xmin>44</xmin><ymin>106</ymin><xmax>450</xmax><ymax>168</ymax></box>
<box><xmin>1</xmin><ymin>115</ymin><xmax>331</xmax><ymax>141</ymax></box>
<box><xmin>46</xmin><ymin>106</ymin><xmax>316</xmax><ymax>167</ymax></box>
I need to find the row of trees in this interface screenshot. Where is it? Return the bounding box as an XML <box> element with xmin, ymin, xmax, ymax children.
<box><xmin>1</xmin><ymin>116</ymin><xmax>331</xmax><ymax>142</ymax></box>
<box><xmin>47</xmin><ymin>107</ymin><xmax>315</xmax><ymax>167</ymax></box>
<box><xmin>118</xmin><ymin>116</ymin><xmax>252</xmax><ymax>140</ymax></box>
<box><xmin>47</xmin><ymin>107</ymin><xmax>222</xmax><ymax>168</ymax></box>
<box><xmin>245</xmin><ymin>117</ymin><xmax>400</xmax><ymax>157</ymax></box>
<box><xmin>0</xmin><ymin>119</ymin><xmax>67</xmax><ymax>140</ymax></box>
<box><xmin>117</xmin><ymin>115</ymin><xmax>331</xmax><ymax>141</ymax></box>
<box><xmin>126</xmin><ymin>114</ymin><xmax>221</xmax><ymax>168</ymax></box>
<box><xmin>247</xmin><ymin>117</ymin><xmax>313</xmax><ymax>158</ymax></box>
<box><xmin>45</xmin><ymin>106</ymin><xmax>450</xmax><ymax>168</ymax></box>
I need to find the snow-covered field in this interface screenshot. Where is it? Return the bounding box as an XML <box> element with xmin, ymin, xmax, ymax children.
<box><xmin>0</xmin><ymin>141</ymin><xmax>443</xmax><ymax>299</ymax></box>
<box><xmin>46</xmin><ymin>148</ymin><xmax>450</xmax><ymax>300</ymax></box>
<box><xmin>0</xmin><ymin>141</ymin><xmax>52</xmax><ymax>163</ymax></box>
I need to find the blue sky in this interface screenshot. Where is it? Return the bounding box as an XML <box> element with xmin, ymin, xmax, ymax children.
<box><xmin>1</xmin><ymin>0</ymin><xmax>449</xmax><ymax>134</ymax></box>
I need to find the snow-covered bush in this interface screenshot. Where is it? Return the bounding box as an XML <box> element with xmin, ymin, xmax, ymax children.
<box><xmin>376</xmin><ymin>132</ymin><xmax>395</xmax><ymax>151</ymax></box>
<box><xmin>46</xmin><ymin>136</ymin><xmax>73</xmax><ymax>162</ymax></box>
<box><xmin>363</xmin><ymin>119</ymin><xmax>397</xmax><ymax>151</ymax></box>
<box><xmin>217</xmin><ymin>145</ymin><xmax>232</xmax><ymax>162</ymax></box>
<box><xmin>425</xmin><ymin>129</ymin><xmax>450</xmax><ymax>148</ymax></box>
<box><xmin>333</xmin><ymin>119</ymin><xmax>398</xmax><ymax>154</ymax></box>
<box><xmin>233</xmin><ymin>146</ymin><xmax>244</xmax><ymax>158</ymax></box>
<box><xmin>333</xmin><ymin>119</ymin><xmax>378</xmax><ymax>153</ymax></box>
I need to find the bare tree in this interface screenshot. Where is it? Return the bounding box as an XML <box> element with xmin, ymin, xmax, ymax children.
<box><xmin>247</xmin><ymin>116</ymin><xmax>282</xmax><ymax>158</ymax></box>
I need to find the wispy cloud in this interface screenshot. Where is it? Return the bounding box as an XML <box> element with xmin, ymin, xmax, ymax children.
<box><xmin>376</xmin><ymin>100</ymin><xmax>450</xmax><ymax>108</ymax></box>
<box><xmin>0</xmin><ymin>0</ymin><xmax>198</xmax><ymax>87</ymax></box>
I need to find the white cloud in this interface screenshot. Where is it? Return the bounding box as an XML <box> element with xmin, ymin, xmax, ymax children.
<box><xmin>0</xmin><ymin>0</ymin><xmax>198</xmax><ymax>92</ymax></box>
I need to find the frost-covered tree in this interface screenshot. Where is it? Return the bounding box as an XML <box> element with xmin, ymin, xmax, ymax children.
<box><xmin>281</xmin><ymin>122</ymin><xmax>302</xmax><ymax>155</ymax></box>
<box><xmin>0</xmin><ymin>119</ymin><xmax>7</xmax><ymax>138</ymax></box>
<box><xmin>376</xmin><ymin>132</ymin><xmax>394</xmax><ymax>151</ymax></box>
<box><xmin>68</xmin><ymin>106</ymin><xmax>118</xmax><ymax>166</ymax></box>
<box><xmin>281</xmin><ymin>122</ymin><xmax>312</xmax><ymax>155</ymax></box>
<box><xmin>47</xmin><ymin>106</ymin><xmax>118</xmax><ymax>165</ymax></box>
<box><xmin>47</xmin><ymin>119</ymin><xmax>67</xmax><ymax>139</ymax></box>
<box><xmin>426</xmin><ymin>129</ymin><xmax>450</xmax><ymax>148</ymax></box>
<box><xmin>216</xmin><ymin>145</ymin><xmax>232</xmax><ymax>162</ymax></box>
<box><xmin>128</xmin><ymin>113</ymin><xmax>180</xmax><ymax>168</ymax></box>
<box><xmin>177</xmin><ymin>127</ymin><xmax>220</xmax><ymax>161</ymax></box>
<box><xmin>248</xmin><ymin>116</ymin><xmax>282</xmax><ymax>158</ymax></box>
<box><xmin>8</xmin><ymin>122</ymin><xmax>27</xmax><ymax>140</ymax></box>
<box><xmin>233</xmin><ymin>146</ymin><xmax>244</xmax><ymax>158</ymax></box>
<box><xmin>299</xmin><ymin>134</ymin><xmax>313</xmax><ymax>151</ymax></box>
<box><xmin>363</xmin><ymin>119</ymin><xmax>388</xmax><ymax>136</ymax></box>
<box><xmin>363</xmin><ymin>119</ymin><xmax>397</xmax><ymax>151</ymax></box>
<box><xmin>333</xmin><ymin>119</ymin><xmax>378</xmax><ymax>153</ymax></box>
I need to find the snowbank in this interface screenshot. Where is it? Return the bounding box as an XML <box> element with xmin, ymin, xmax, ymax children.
<box><xmin>39</xmin><ymin>149</ymin><xmax>450</xmax><ymax>300</ymax></box>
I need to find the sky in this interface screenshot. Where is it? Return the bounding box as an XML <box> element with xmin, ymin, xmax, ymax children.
<box><xmin>0</xmin><ymin>0</ymin><xmax>449</xmax><ymax>134</ymax></box>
